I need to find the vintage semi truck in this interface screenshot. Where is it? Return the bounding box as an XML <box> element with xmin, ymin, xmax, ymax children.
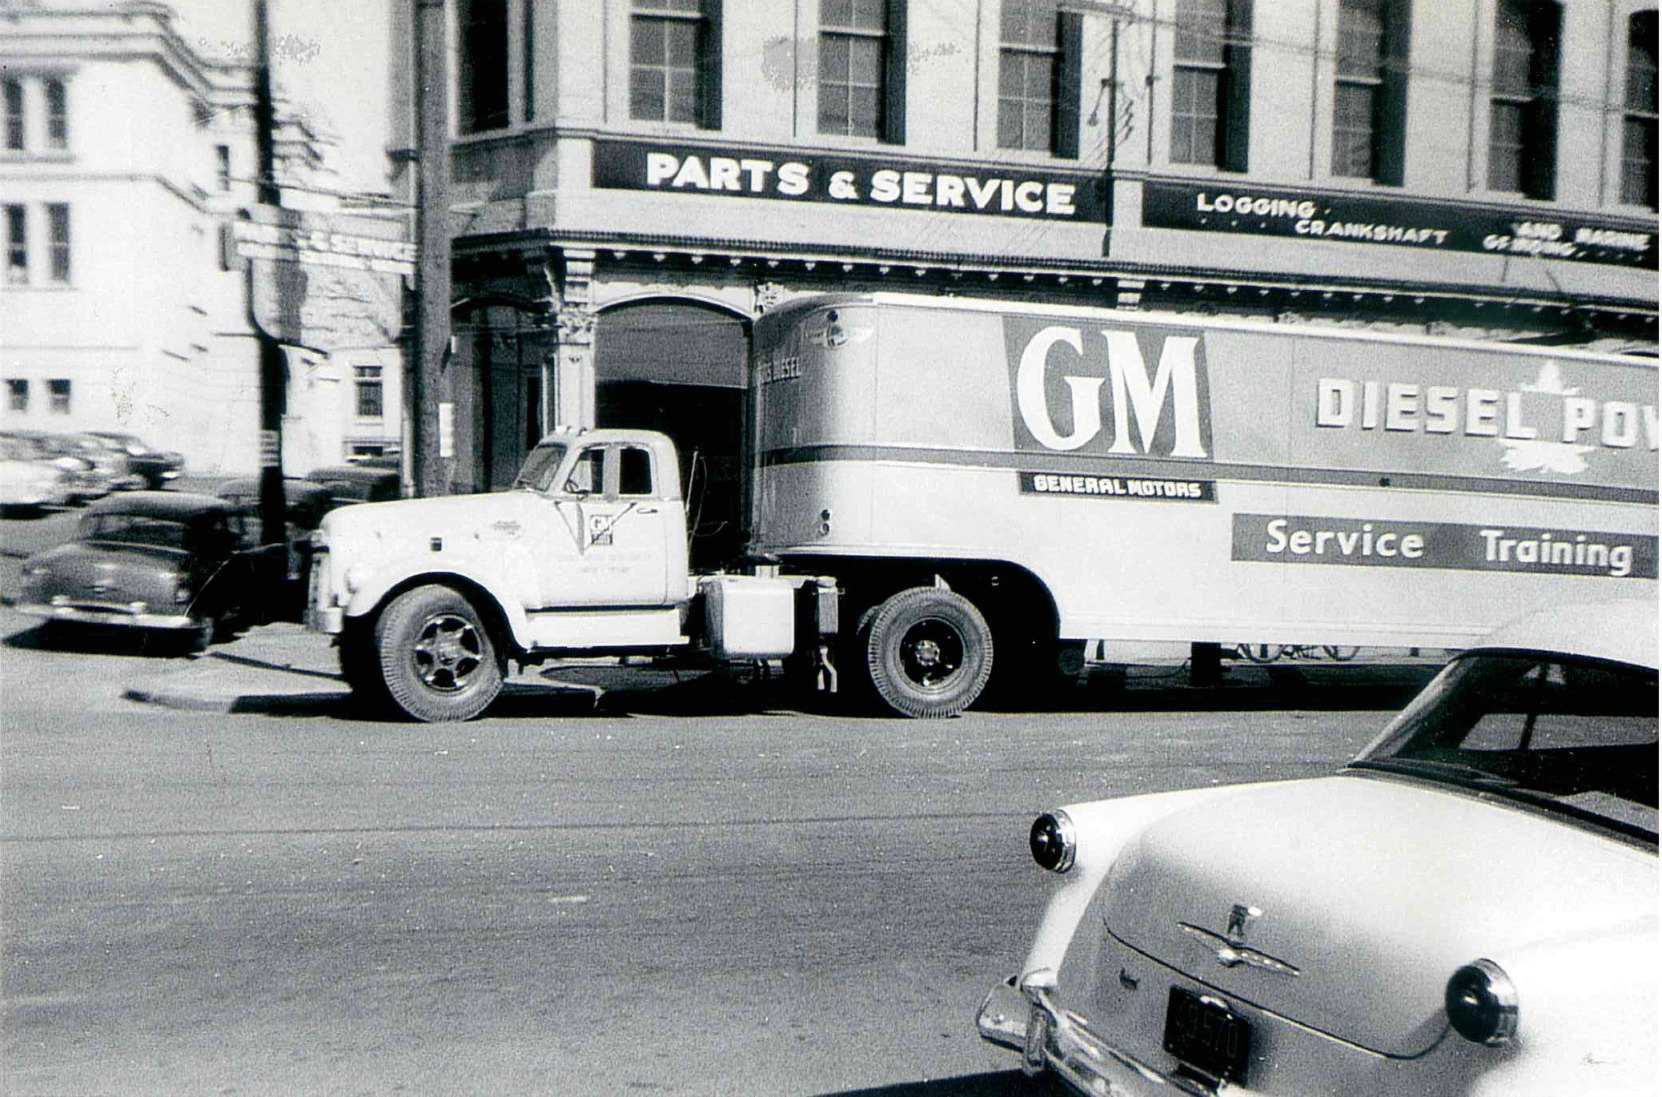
<box><xmin>306</xmin><ymin>293</ymin><xmax>1657</xmax><ymax>721</ymax></box>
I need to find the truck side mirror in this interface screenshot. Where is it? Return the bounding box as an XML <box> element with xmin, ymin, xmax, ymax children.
<box><xmin>563</xmin><ymin>478</ymin><xmax>590</xmax><ymax>498</ymax></box>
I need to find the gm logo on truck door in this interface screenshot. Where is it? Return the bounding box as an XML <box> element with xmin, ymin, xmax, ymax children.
<box><xmin>1005</xmin><ymin>319</ymin><xmax>1213</xmax><ymax>458</ymax></box>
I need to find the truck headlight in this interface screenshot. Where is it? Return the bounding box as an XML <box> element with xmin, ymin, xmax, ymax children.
<box><xmin>1445</xmin><ymin>959</ymin><xmax>1518</xmax><ymax>1046</ymax></box>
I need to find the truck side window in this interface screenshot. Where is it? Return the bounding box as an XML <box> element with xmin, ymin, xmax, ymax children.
<box><xmin>619</xmin><ymin>447</ymin><xmax>653</xmax><ymax>497</ymax></box>
<box><xmin>565</xmin><ymin>448</ymin><xmax>601</xmax><ymax>495</ymax></box>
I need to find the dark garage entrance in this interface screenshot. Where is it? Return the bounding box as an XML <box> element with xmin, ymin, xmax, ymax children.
<box><xmin>594</xmin><ymin>300</ymin><xmax>750</xmax><ymax>570</ymax></box>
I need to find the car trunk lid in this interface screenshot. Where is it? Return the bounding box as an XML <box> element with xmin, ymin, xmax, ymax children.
<box><xmin>1101</xmin><ymin>774</ymin><xmax>1655</xmax><ymax>1057</ymax></box>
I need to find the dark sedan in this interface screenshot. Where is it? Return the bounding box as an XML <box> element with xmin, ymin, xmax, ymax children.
<box><xmin>83</xmin><ymin>431</ymin><xmax>185</xmax><ymax>489</ymax></box>
<box><xmin>15</xmin><ymin>492</ymin><xmax>276</xmax><ymax>650</ymax></box>
<box><xmin>304</xmin><ymin>465</ymin><xmax>403</xmax><ymax>507</ymax></box>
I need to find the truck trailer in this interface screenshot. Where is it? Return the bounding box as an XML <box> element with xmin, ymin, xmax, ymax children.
<box><xmin>306</xmin><ymin>293</ymin><xmax>1657</xmax><ymax>721</ymax></box>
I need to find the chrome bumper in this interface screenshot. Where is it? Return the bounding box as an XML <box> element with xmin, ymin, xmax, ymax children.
<box><xmin>15</xmin><ymin>602</ymin><xmax>194</xmax><ymax>630</ymax></box>
<box><xmin>978</xmin><ymin>975</ymin><xmax>1252</xmax><ymax>1096</ymax></box>
<box><xmin>305</xmin><ymin>604</ymin><xmax>343</xmax><ymax>635</ymax></box>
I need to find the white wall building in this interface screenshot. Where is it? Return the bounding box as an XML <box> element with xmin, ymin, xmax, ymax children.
<box><xmin>0</xmin><ymin>0</ymin><xmax>404</xmax><ymax>476</ymax></box>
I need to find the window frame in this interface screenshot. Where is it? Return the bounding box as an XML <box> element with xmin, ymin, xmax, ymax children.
<box><xmin>46</xmin><ymin>203</ymin><xmax>69</xmax><ymax>284</ymax></box>
<box><xmin>3</xmin><ymin>78</ymin><xmax>21</xmax><ymax>151</ymax></box>
<box><xmin>5</xmin><ymin>204</ymin><xmax>26</xmax><ymax>284</ymax></box>
<box><xmin>5</xmin><ymin>378</ymin><xmax>27</xmax><ymax>413</ymax></box>
<box><xmin>1170</xmin><ymin>0</ymin><xmax>1252</xmax><ymax>172</ymax></box>
<box><xmin>457</xmin><ymin>0</ymin><xmax>511</xmax><ymax>135</ymax></box>
<box><xmin>628</xmin><ymin>0</ymin><xmax>722</xmax><ymax>129</ymax></box>
<box><xmin>354</xmin><ymin>365</ymin><xmax>385</xmax><ymax>420</ymax></box>
<box><xmin>1487</xmin><ymin>0</ymin><xmax>1561</xmax><ymax>200</ymax></box>
<box><xmin>47</xmin><ymin>378</ymin><xmax>70</xmax><ymax>415</ymax></box>
<box><xmin>1621</xmin><ymin>9</ymin><xmax>1658</xmax><ymax>210</ymax></box>
<box><xmin>818</xmin><ymin>0</ymin><xmax>906</xmax><ymax>144</ymax></box>
<box><xmin>44</xmin><ymin>77</ymin><xmax>67</xmax><ymax>151</ymax></box>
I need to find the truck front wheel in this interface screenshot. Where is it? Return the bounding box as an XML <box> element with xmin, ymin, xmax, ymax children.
<box><xmin>374</xmin><ymin>585</ymin><xmax>503</xmax><ymax>722</ymax></box>
<box><xmin>863</xmin><ymin>587</ymin><xmax>993</xmax><ymax>718</ymax></box>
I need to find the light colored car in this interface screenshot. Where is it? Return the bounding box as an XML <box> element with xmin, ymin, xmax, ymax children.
<box><xmin>978</xmin><ymin>598</ymin><xmax>1657</xmax><ymax>1096</ymax></box>
<box><xmin>0</xmin><ymin>435</ymin><xmax>71</xmax><ymax>512</ymax></box>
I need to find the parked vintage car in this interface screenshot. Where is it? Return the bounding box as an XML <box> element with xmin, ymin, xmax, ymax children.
<box><xmin>214</xmin><ymin>477</ymin><xmax>337</xmax><ymax>620</ymax></box>
<box><xmin>978</xmin><ymin>598</ymin><xmax>1657</xmax><ymax>1096</ymax></box>
<box><xmin>83</xmin><ymin>430</ymin><xmax>185</xmax><ymax>489</ymax></box>
<box><xmin>1</xmin><ymin>430</ymin><xmax>110</xmax><ymax>501</ymax></box>
<box><xmin>304</xmin><ymin>464</ymin><xmax>402</xmax><ymax>507</ymax></box>
<box><xmin>62</xmin><ymin>433</ymin><xmax>146</xmax><ymax>491</ymax></box>
<box><xmin>15</xmin><ymin>492</ymin><xmax>277</xmax><ymax>649</ymax></box>
<box><xmin>0</xmin><ymin>435</ymin><xmax>71</xmax><ymax>513</ymax></box>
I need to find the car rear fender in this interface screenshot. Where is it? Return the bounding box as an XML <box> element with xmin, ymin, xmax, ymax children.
<box><xmin>1017</xmin><ymin>782</ymin><xmax>1285</xmax><ymax>992</ymax></box>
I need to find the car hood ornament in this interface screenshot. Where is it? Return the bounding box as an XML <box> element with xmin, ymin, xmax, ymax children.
<box><xmin>1179</xmin><ymin>904</ymin><xmax>1301</xmax><ymax>977</ymax></box>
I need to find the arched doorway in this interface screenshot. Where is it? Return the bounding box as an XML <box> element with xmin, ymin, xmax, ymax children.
<box><xmin>593</xmin><ymin>299</ymin><xmax>749</xmax><ymax>569</ymax></box>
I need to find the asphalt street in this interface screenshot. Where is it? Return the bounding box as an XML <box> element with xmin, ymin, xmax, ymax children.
<box><xmin>0</xmin><ymin>593</ymin><xmax>1432</xmax><ymax>1097</ymax></box>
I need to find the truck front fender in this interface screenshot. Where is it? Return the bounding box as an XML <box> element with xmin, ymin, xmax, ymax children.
<box><xmin>344</xmin><ymin>560</ymin><xmax>534</xmax><ymax>652</ymax></box>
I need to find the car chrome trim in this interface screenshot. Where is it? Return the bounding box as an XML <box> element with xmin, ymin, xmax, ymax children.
<box><xmin>979</xmin><ymin>976</ymin><xmax>1242</xmax><ymax>1095</ymax></box>
<box><xmin>15</xmin><ymin>602</ymin><xmax>195</xmax><ymax>630</ymax></box>
<box><xmin>1177</xmin><ymin>922</ymin><xmax>1301</xmax><ymax>977</ymax></box>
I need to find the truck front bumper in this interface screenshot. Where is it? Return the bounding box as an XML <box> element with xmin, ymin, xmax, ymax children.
<box><xmin>306</xmin><ymin>605</ymin><xmax>344</xmax><ymax>634</ymax></box>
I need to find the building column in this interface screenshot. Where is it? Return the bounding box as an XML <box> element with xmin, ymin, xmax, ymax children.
<box><xmin>549</xmin><ymin>247</ymin><xmax>597</xmax><ymax>430</ymax></box>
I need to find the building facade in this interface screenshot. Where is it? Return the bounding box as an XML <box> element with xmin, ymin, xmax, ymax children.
<box><xmin>0</xmin><ymin>0</ymin><xmax>404</xmax><ymax>476</ymax></box>
<box><xmin>421</xmin><ymin>0</ymin><xmax>1656</xmax><ymax>552</ymax></box>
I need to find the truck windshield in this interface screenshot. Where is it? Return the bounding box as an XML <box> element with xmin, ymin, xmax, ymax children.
<box><xmin>1351</xmin><ymin>652</ymin><xmax>1658</xmax><ymax>841</ymax></box>
<box><xmin>513</xmin><ymin>444</ymin><xmax>566</xmax><ymax>493</ymax></box>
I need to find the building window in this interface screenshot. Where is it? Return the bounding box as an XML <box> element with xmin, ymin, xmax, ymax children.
<box><xmin>1332</xmin><ymin>0</ymin><xmax>1410</xmax><ymax>184</ymax></box>
<box><xmin>44</xmin><ymin>77</ymin><xmax>66</xmax><ymax>150</ymax></box>
<box><xmin>819</xmin><ymin>0</ymin><xmax>907</xmax><ymax>143</ymax></box>
<box><xmin>5</xmin><ymin>205</ymin><xmax>25</xmax><ymax>283</ymax></box>
<box><xmin>998</xmin><ymin>0</ymin><xmax>1083</xmax><ymax>158</ymax></box>
<box><xmin>216</xmin><ymin>144</ymin><xmax>232</xmax><ymax>190</ymax></box>
<box><xmin>1488</xmin><ymin>0</ymin><xmax>1560</xmax><ymax>199</ymax></box>
<box><xmin>3</xmin><ymin>79</ymin><xmax>21</xmax><ymax>151</ymax></box>
<box><xmin>6</xmin><ymin>379</ymin><xmax>27</xmax><ymax>412</ymax></box>
<box><xmin>355</xmin><ymin>365</ymin><xmax>384</xmax><ymax>419</ymax></box>
<box><xmin>1622</xmin><ymin>10</ymin><xmax>1658</xmax><ymax>209</ymax></box>
<box><xmin>48</xmin><ymin>379</ymin><xmax>70</xmax><ymax>415</ymax></box>
<box><xmin>630</xmin><ymin>1</ymin><xmax>722</xmax><ymax>128</ymax></box>
<box><xmin>1171</xmin><ymin>0</ymin><xmax>1253</xmax><ymax>171</ymax></box>
<box><xmin>458</xmin><ymin>0</ymin><xmax>510</xmax><ymax>134</ymax></box>
<box><xmin>46</xmin><ymin>204</ymin><xmax>69</xmax><ymax>283</ymax></box>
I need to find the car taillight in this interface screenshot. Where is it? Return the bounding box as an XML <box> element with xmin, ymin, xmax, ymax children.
<box><xmin>1029</xmin><ymin>810</ymin><xmax>1076</xmax><ymax>873</ymax></box>
<box><xmin>1445</xmin><ymin>959</ymin><xmax>1518</xmax><ymax>1046</ymax></box>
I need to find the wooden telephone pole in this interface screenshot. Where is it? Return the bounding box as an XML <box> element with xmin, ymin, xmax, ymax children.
<box><xmin>251</xmin><ymin>0</ymin><xmax>287</xmax><ymax>546</ymax></box>
<box><xmin>411</xmin><ymin>0</ymin><xmax>453</xmax><ymax>497</ymax></box>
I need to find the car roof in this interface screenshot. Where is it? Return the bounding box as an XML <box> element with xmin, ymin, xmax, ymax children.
<box><xmin>1470</xmin><ymin>599</ymin><xmax>1658</xmax><ymax>671</ymax></box>
<box><xmin>84</xmin><ymin>491</ymin><xmax>235</xmax><ymax>519</ymax></box>
<box><xmin>306</xmin><ymin>465</ymin><xmax>399</xmax><ymax>482</ymax></box>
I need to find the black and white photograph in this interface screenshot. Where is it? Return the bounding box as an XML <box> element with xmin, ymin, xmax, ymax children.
<box><xmin>1</xmin><ymin>0</ymin><xmax>1656</xmax><ymax>1093</ymax></box>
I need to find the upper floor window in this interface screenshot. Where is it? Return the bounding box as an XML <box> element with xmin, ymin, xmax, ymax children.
<box><xmin>819</xmin><ymin>0</ymin><xmax>907</xmax><ymax>143</ymax></box>
<box><xmin>355</xmin><ymin>365</ymin><xmax>384</xmax><ymax>419</ymax></box>
<box><xmin>998</xmin><ymin>0</ymin><xmax>1083</xmax><ymax>158</ymax></box>
<box><xmin>216</xmin><ymin>144</ymin><xmax>232</xmax><ymax>191</ymax></box>
<box><xmin>1332</xmin><ymin>0</ymin><xmax>1410</xmax><ymax>184</ymax></box>
<box><xmin>4</xmin><ymin>205</ymin><xmax>25</xmax><ymax>284</ymax></box>
<box><xmin>1488</xmin><ymin>0</ymin><xmax>1560</xmax><ymax>199</ymax></box>
<box><xmin>46</xmin><ymin>204</ymin><xmax>69</xmax><ymax>284</ymax></box>
<box><xmin>3</xmin><ymin>79</ymin><xmax>22</xmax><ymax>151</ymax></box>
<box><xmin>630</xmin><ymin>1</ymin><xmax>723</xmax><ymax>129</ymax></box>
<box><xmin>458</xmin><ymin>0</ymin><xmax>510</xmax><ymax>134</ymax></box>
<box><xmin>44</xmin><ymin>77</ymin><xmax>66</xmax><ymax>150</ymax></box>
<box><xmin>48</xmin><ymin>379</ymin><xmax>70</xmax><ymax>415</ymax></box>
<box><xmin>1171</xmin><ymin>0</ymin><xmax>1252</xmax><ymax>171</ymax></box>
<box><xmin>6</xmin><ymin>379</ymin><xmax>27</xmax><ymax>413</ymax></box>
<box><xmin>1622</xmin><ymin>10</ymin><xmax>1658</xmax><ymax>209</ymax></box>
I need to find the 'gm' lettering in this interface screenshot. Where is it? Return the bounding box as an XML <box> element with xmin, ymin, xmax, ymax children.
<box><xmin>1016</xmin><ymin>326</ymin><xmax>1209</xmax><ymax>457</ymax></box>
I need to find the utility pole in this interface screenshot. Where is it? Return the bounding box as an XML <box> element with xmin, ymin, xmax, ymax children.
<box><xmin>251</xmin><ymin>0</ymin><xmax>287</xmax><ymax>548</ymax></box>
<box><xmin>411</xmin><ymin>0</ymin><xmax>453</xmax><ymax>498</ymax></box>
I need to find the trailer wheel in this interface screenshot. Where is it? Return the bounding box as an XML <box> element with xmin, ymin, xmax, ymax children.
<box><xmin>374</xmin><ymin>585</ymin><xmax>502</xmax><ymax>722</ymax></box>
<box><xmin>863</xmin><ymin>587</ymin><xmax>993</xmax><ymax>718</ymax></box>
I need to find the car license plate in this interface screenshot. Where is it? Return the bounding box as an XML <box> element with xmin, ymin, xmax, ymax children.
<box><xmin>1162</xmin><ymin>986</ymin><xmax>1250</xmax><ymax>1084</ymax></box>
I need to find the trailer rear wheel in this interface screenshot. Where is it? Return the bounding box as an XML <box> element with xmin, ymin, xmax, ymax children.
<box><xmin>863</xmin><ymin>587</ymin><xmax>993</xmax><ymax>718</ymax></box>
<box><xmin>375</xmin><ymin>585</ymin><xmax>502</xmax><ymax>722</ymax></box>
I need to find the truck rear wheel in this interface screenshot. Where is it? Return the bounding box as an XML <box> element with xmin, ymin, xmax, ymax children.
<box><xmin>863</xmin><ymin>587</ymin><xmax>993</xmax><ymax>718</ymax></box>
<box><xmin>374</xmin><ymin>585</ymin><xmax>503</xmax><ymax>722</ymax></box>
